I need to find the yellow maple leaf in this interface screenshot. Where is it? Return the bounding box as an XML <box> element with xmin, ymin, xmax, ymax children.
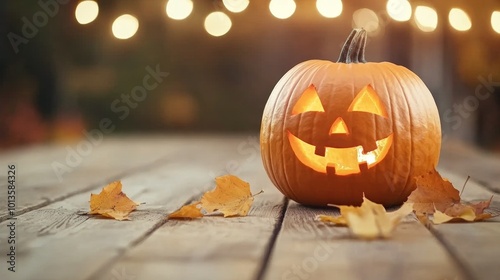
<box><xmin>89</xmin><ymin>181</ymin><xmax>139</xmax><ymax>221</ymax></box>
<box><xmin>167</xmin><ymin>175</ymin><xmax>262</xmax><ymax>219</ymax></box>
<box><xmin>168</xmin><ymin>202</ymin><xmax>203</xmax><ymax>219</ymax></box>
<box><xmin>317</xmin><ymin>197</ymin><xmax>413</xmax><ymax>239</ymax></box>
<box><xmin>201</xmin><ymin>175</ymin><xmax>256</xmax><ymax>217</ymax></box>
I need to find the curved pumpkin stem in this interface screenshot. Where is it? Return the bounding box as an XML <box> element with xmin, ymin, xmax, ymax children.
<box><xmin>337</xmin><ymin>29</ymin><xmax>367</xmax><ymax>64</ymax></box>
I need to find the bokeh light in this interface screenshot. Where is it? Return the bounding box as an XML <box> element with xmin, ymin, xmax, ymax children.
<box><xmin>386</xmin><ymin>0</ymin><xmax>412</xmax><ymax>22</ymax></box>
<box><xmin>166</xmin><ymin>0</ymin><xmax>193</xmax><ymax>20</ymax></box>
<box><xmin>204</xmin><ymin>12</ymin><xmax>232</xmax><ymax>37</ymax></box>
<box><xmin>269</xmin><ymin>0</ymin><xmax>296</xmax><ymax>19</ymax></box>
<box><xmin>353</xmin><ymin>8</ymin><xmax>379</xmax><ymax>34</ymax></box>
<box><xmin>414</xmin><ymin>6</ymin><xmax>438</xmax><ymax>32</ymax></box>
<box><xmin>449</xmin><ymin>8</ymin><xmax>471</xmax><ymax>31</ymax></box>
<box><xmin>316</xmin><ymin>0</ymin><xmax>342</xmax><ymax>19</ymax></box>
<box><xmin>223</xmin><ymin>0</ymin><xmax>249</xmax><ymax>13</ymax></box>
<box><xmin>112</xmin><ymin>14</ymin><xmax>139</xmax><ymax>39</ymax></box>
<box><xmin>75</xmin><ymin>1</ymin><xmax>99</xmax><ymax>25</ymax></box>
<box><xmin>492</xmin><ymin>11</ymin><xmax>500</xmax><ymax>34</ymax></box>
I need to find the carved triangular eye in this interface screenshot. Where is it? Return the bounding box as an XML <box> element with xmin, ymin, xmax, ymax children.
<box><xmin>348</xmin><ymin>85</ymin><xmax>388</xmax><ymax>117</ymax></box>
<box><xmin>292</xmin><ymin>85</ymin><xmax>325</xmax><ymax>115</ymax></box>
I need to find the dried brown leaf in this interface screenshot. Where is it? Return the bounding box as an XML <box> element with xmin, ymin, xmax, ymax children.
<box><xmin>433</xmin><ymin>196</ymin><xmax>496</xmax><ymax>224</ymax></box>
<box><xmin>168</xmin><ymin>202</ymin><xmax>203</xmax><ymax>219</ymax></box>
<box><xmin>467</xmin><ymin>196</ymin><xmax>493</xmax><ymax>215</ymax></box>
<box><xmin>89</xmin><ymin>181</ymin><xmax>139</xmax><ymax>221</ymax></box>
<box><xmin>407</xmin><ymin>168</ymin><xmax>460</xmax><ymax>214</ymax></box>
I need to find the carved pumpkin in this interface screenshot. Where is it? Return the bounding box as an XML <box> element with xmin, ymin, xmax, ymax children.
<box><xmin>260</xmin><ymin>29</ymin><xmax>441</xmax><ymax>207</ymax></box>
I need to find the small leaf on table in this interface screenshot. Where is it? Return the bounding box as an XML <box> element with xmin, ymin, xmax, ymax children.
<box><xmin>89</xmin><ymin>181</ymin><xmax>139</xmax><ymax>221</ymax></box>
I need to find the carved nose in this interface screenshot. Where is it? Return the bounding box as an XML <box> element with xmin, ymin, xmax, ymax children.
<box><xmin>329</xmin><ymin>117</ymin><xmax>349</xmax><ymax>135</ymax></box>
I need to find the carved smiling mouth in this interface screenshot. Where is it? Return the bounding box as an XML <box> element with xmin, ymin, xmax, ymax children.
<box><xmin>287</xmin><ymin>131</ymin><xmax>393</xmax><ymax>175</ymax></box>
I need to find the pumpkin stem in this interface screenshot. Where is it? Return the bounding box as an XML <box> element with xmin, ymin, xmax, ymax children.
<box><xmin>337</xmin><ymin>29</ymin><xmax>367</xmax><ymax>64</ymax></box>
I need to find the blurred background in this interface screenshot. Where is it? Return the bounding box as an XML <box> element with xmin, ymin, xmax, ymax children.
<box><xmin>1</xmin><ymin>0</ymin><xmax>499</xmax><ymax>150</ymax></box>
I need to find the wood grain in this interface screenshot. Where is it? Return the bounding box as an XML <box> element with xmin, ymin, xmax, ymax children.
<box><xmin>0</xmin><ymin>137</ymin><xmax>182</xmax><ymax>221</ymax></box>
<box><xmin>1</xmin><ymin>136</ymin><xmax>499</xmax><ymax>280</ymax></box>
<box><xmin>0</xmin><ymin>135</ymin><xmax>264</xmax><ymax>280</ymax></box>
<box><xmin>430</xmin><ymin>169</ymin><xmax>500</xmax><ymax>280</ymax></box>
<box><xmin>94</xmin><ymin>157</ymin><xmax>287</xmax><ymax>280</ymax></box>
<box><xmin>440</xmin><ymin>139</ymin><xmax>500</xmax><ymax>193</ymax></box>
<box><xmin>263</xmin><ymin>200</ymin><xmax>464</xmax><ymax>280</ymax></box>
<box><xmin>0</xmin><ymin>136</ymin><xmax>254</xmax><ymax>221</ymax></box>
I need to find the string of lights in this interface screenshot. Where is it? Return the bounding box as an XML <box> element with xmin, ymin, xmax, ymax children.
<box><xmin>74</xmin><ymin>0</ymin><xmax>500</xmax><ymax>39</ymax></box>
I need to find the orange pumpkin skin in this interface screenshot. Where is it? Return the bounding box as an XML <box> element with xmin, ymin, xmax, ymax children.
<box><xmin>260</xmin><ymin>29</ymin><xmax>441</xmax><ymax>207</ymax></box>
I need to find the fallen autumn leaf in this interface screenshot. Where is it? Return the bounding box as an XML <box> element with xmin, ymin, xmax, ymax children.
<box><xmin>407</xmin><ymin>168</ymin><xmax>460</xmax><ymax>214</ymax></box>
<box><xmin>89</xmin><ymin>181</ymin><xmax>139</xmax><ymax>221</ymax></box>
<box><xmin>168</xmin><ymin>202</ymin><xmax>203</xmax><ymax>219</ymax></box>
<box><xmin>167</xmin><ymin>175</ymin><xmax>263</xmax><ymax>219</ymax></box>
<box><xmin>316</xmin><ymin>196</ymin><xmax>413</xmax><ymax>239</ymax></box>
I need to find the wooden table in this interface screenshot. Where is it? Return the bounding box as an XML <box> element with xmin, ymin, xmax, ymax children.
<box><xmin>1</xmin><ymin>135</ymin><xmax>499</xmax><ymax>280</ymax></box>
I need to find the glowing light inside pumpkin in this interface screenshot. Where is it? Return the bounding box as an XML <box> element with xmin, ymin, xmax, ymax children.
<box><xmin>492</xmin><ymin>11</ymin><xmax>500</xmax><ymax>34</ymax></box>
<box><xmin>288</xmin><ymin>84</ymin><xmax>392</xmax><ymax>175</ymax></box>
<box><xmin>292</xmin><ymin>85</ymin><xmax>325</xmax><ymax>115</ymax></box>
<box><xmin>330</xmin><ymin>117</ymin><xmax>349</xmax><ymax>135</ymax></box>
<box><xmin>449</xmin><ymin>8</ymin><xmax>471</xmax><ymax>31</ymax></box>
<box><xmin>75</xmin><ymin>1</ymin><xmax>99</xmax><ymax>25</ymax></box>
<box><xmin>269</xmin><ymin>0</ymin><xmax>296</xmax><ymax>19</ymax></box>
<box><xmin>223</xmin><ymin>0</ymin><xmax>249</xmax><ymax>13</ymax></box>
<box><xmin>112</xmin><ymin>14</ymin><xmax>139</xmax><ymax>39</ymax></box>
<box><xmin>316</xmin><ymin>0</ymin><xmax>343</xmax><ymax>18</ymax></box>
<box><xmin>386</xmin><ymin>0</ymin><xmax>412</xmax><ymax>22</ymax></box>
<box><xmin>348</xmin><ymin>85</ymin><xmax>388</xmax><ymax>117</ymax></box>
<box><xmin>166</xmin><ymin>0</ymin><xmax>193</xmax><ymax>20</ymax></box>
<box><xmin>415</xmin><ymin>6</ymin><xmax>438</xmax><ymax>32</ymax></box>
<box><xmin>288</xmin><ymin>132</ymin><xmax>393</xmax><ymax>175</ymax></box>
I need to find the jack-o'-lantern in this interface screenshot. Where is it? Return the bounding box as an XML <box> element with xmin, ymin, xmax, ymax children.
<box><xmin>260</xmin><ymin>29</ymin><xmax>441</xmax><ymax>207</ymax></box>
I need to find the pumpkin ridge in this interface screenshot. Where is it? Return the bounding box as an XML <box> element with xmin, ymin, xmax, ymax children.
<box><xmin>385</xmin><ymin>64</ymin><xmax>416</xmax><ymax>201</ymax></box>
<box><xmin>264</xmin><ymin>62</ymin><xmax>307</xmax><ymax>195</ymax></box>
<box><xmin>282</xmin><ymin>62</ymin><xmax>322</xmax><ymax>200</ymax></box>
<box><xmin>373</xmin><ymin>63</ymin><xmax>398</xmax><ymax>201</ymax></box>
<box><xmin>399</xmin><ymin>65</ymin><xmax>442</xmax><ymax>196</ymax></box>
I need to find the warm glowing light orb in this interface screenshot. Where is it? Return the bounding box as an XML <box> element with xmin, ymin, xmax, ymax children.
<box><xmin>75</xmin><ymin>0</ymin><xmax>99</xmax><ymax>25</ymax></box>
<box><xmin>492</xmin><ymin>11</ymin><xmax>500</xmax><ymax>34</ymax></box>
<box><xmin>414</xmin><ymin>6</ymin><xmax>438</xmax><ymax>32</ymax></box>
<box><xmin>223</xmin><ymin>0</ymin><xmax>249</xmax><ymax>13</ymax></box>
<box><xmin>112</xmin><ymin>14</ymin><xmax>139</xmax><ymax>40</ymax></box>
<box><xmin>386</xmin><ymin>0</ymin><xmax>412</xmax><ymax>22</ymax></box>
<box><xmin>352</xmin><ymin>8</ymin><xmax>379</xmax><ymax>33</ymax></box>
<box><xmin>316</xmin><ymin>0</ymin><xmax>343</xmax><ymax>18</ymax></box>
<box><xmin>166</xmin><ymin>0</ymin><xmax>193</xmax><ymax>20</ymax></box>
<box><xmin>204</xmin><ymin>12</ymin><xmax>232</xmax><ymax>37</ymax></box>
<box><xmin>269</xmin><ymin>0</ymin><xmax>296</xmax><ymax>19</ymax></box>
<box><xmin>449</xmin><ymin>8</ymin><xmax>471</xmax><ymax>31</ymax></box>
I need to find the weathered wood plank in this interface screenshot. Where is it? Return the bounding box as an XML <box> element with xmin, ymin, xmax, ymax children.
<box><xmin>0</xmin><ymin>137</ymin><xmax>177</xmax><ymax>221</ymax></box>
<box><xmin>93</xmin><ymin>159</ymin><xmax>286</xmax><ymax>280</ymax></box>
<box><xmin>0</xmin><ymin>135</ymin><xmax>257</xmax><ymax>221</ymax></box>
<box><xmin>440</xmin><ymin>139</ymin><xmax>500</xmax><ymax>193</ymax></box>
<box><xmin>263</xmin><ymin>200</ymin><xmax>464</xmax><ymax>280</ymax></box>
<box><xmin>95</xmin><ymin>193</ymin><xmax>284</xmax><ymax>280</ymax></box>
<box><xmin>430</xmin><ymin>169</ymin><xmax>500</xmax><ymax>280</ymax></box>
<box><xmin>0</xmin><ymin>135</ymin><xmax>262</xmax><ymax>280</ymax></box>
